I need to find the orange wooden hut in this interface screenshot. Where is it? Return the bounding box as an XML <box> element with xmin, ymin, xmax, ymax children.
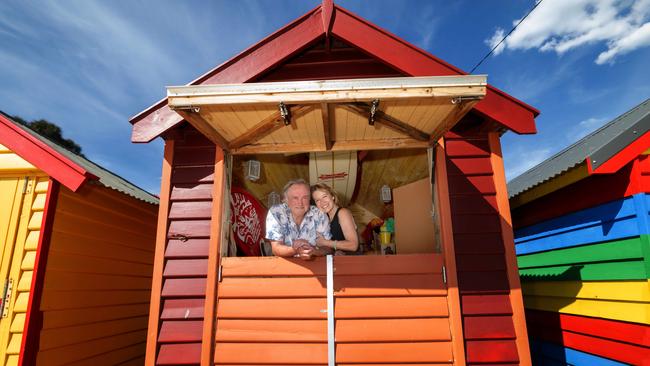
<box><xmin>131</xmin><ymin>2</ymin><xmax>540</xmax><ymax>365</ymax></box>
<box><xmin>0</xmin><ymin>113</ymin><xmax>158</xmax><ymax>365</ymax></box>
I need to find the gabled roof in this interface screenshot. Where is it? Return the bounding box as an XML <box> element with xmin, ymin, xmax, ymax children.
<box><xmin>130</xmin><ymin>1</ymin><xmax>539</xmax><ymax>143</ymax></box>
<box><xmin>0</xmin><ymin>112</ymin><xmax>158</xmax><ymax>204</ymax></box>
<box><xmin>509</xmin><ymin>98</ymin><xmax>650</xmax><ymax>200</ymax></box>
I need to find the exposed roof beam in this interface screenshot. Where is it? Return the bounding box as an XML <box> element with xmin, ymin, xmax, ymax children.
<box><xmin>232</xmin><ymin>142</ymin><xmax>327</xmax><ymax>155</ymax></box>
<box><xmin>174</xmin><ymin>109</ymin><xmax>230</xmax><ymax>150</ymax></box>
<box><xmin>229</xmin><ymin>105</ymin><xmax>313</xmax><ymax>149</ymax></box>
<box><xmin>230</xmin><ymin>138</ymin><xmax>429</xmax><ymax>155</ymax></box>
<box><xmin>332</xmin><ymin>138</ymin><xmax>429</xmax><ymax>151</ymax></box>
<box><xmin>427</xmin><ymin>98</ymin><xmax>481</xmax><ymax>144</ymax></box>
<box><xmin>341</xmin><ymin>103</ymin><xmax>430</xmax><ymax>142</ymax></box>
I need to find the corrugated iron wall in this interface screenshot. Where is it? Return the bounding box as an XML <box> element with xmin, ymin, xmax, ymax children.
<box><xmin>34</xmin><ymin>184</ymin><xmax>157</xmax><ymax>365</ymax></box>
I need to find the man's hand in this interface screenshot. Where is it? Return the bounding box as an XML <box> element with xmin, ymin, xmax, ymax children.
<box><xmin>292</xmin><ymin>239</ymin><xmax>315</xmax><ymax>260</ymax></box>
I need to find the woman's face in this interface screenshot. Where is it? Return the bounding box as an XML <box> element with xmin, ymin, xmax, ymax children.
<box><xmin>312</xmin><ymin>189</ymin><xmax>335</xmax><ymax>214</ymax></box>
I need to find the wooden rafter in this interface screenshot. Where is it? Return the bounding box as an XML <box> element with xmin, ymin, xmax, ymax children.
<box><xmin>229</xmin><ymin>105</ymin><xmax>313</xmax><ymax>149</ymax></box>
<box><xmin>341</xmin><ymin>103</ymin><xmax>430</xmax><ymax>142</ymax></box>
<box><xmin>321</xmin><ymin>103</ymin><xmax>332</xmax><ymax>150</ymax></box>
<box><xmin>427</xmin><ymin>99</ymin><xmax>479</xmax><ymax>144</ymax></box>
<box><xmin>175</xmin><ymin>109</ymin><xmax>230</xmax><ymax>150</ymax></box>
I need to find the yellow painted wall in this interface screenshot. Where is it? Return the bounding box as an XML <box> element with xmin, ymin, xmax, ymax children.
<box><xmin>0</xmin><ymin>172</ymin><xmax>49</xmax><ymax>366</ymax></box>
<box><xmin>35</xmin><ymin>184</ymin><xmax>157</xmax><ymax>365</ymax></box>
<box><xmin>0</xmin><ymin>143</ymin><xmax>37</xmax><ymax>174</ymax></box>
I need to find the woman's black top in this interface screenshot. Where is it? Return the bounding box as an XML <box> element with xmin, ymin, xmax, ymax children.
<box><xmin>330</xmin><ymin>207</ymin><xmax>345</xmax><ymax>241</ymax></box>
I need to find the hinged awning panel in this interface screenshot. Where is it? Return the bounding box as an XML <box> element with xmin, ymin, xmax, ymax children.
<box><xmin>167</xmin><ymin>75</ymin><xmax>487</xmax><ymax>154</ymax></box>
<box><xmin>258</xmin><ymin>107</ymin><xmax>324</xmax><ymax>145</ymax></box>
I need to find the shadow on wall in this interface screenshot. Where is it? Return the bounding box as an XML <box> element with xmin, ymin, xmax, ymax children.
<box><xmin>521</xmin><ymin>265</ymin><xmax>585</xmax><ymax>366</ymax></box>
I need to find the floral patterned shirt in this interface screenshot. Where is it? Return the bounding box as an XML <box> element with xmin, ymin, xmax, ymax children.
<box><xmin>265</xmin><ymin>203</ymin><xmax>331</xmax><ymax>246</ymax></box>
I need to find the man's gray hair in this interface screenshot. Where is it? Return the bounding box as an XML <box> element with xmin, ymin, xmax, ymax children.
<box><xmin>282</xmin><ymin>179</ymin><xmax>310</xmax><ymax>200</ymax></box>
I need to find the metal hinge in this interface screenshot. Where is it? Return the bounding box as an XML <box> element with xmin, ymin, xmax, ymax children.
<box><xmin>442</xmin><ymin>265</ymin><xmax>447</xmax><ymax>284</ymax></box>
<box><xmin>1</xmin><ymin>279</ymin><xmax>13</xmax><ymax>318</ymax></box>
<box><xmin>22</xmin><ymin>177</ymin><xmax>30</xmax><ymax>194</ymax></box>
<box><xmin>217</xmin><ymin>264</ymin><xmax>223</xmax><ymax>283</ymax></box>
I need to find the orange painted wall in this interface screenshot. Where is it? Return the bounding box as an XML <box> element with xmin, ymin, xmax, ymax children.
<box><xmin>34</xmin><ymin>184</ymin><xmax>157</xmax><ymax>365</ymax></box>
<box><xmin>214</xmin><ymin>254</ymin><xmax>456</xmax><ymax>365</ymax></box>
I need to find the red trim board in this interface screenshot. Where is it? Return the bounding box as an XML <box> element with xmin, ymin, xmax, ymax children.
<box><xmin>0</xmin><ymin>114</ymin><xmax>91</xmax><ymax>191</ymax></box>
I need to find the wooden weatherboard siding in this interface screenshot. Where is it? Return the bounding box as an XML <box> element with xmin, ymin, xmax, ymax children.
<box><xmin>215</xmin><ymin>254</ymin><xmax>455</xmax><ymax>365</ymax></box>
<box><xmin>514</xmin><ymin>192</ymin><xmax>650</xmax><ymax>365</ymax></box>
<box><xmin>445</xmin><ymin>129</ymin><xmax>528</xmax><ymax>365</ymax></box>
<box><xmin>34</xmin><ymin>183</ymin><xmax>157</xmax><ymax>365</ymax></box>
<box><xmin>155</xmin><ymin>128</ymin><xmax>216</xmax><ymax>366</ymax></box>
<box><xmin>0</xmin><ymin>174</ymin><xmax>48</xmax><ymax>366</ymax></box>
<box><xmin>146</xmin><ymin>24</ymin><xmax>533</xmax><ymax>365</ymax></box>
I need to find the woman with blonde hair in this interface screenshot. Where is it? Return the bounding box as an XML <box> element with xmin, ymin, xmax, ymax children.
<box><xmin>311</xmin><ymin>183</ymin><xmax>359</xmax><ymax>254</ymax></box>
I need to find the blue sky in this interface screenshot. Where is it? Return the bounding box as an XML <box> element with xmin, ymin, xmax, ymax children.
<box><xmin>1</xmin><ymin>0</ymin><xmax>649</xmax><ymax>194</ymax></box>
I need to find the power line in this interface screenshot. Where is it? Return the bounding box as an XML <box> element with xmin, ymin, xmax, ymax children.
<box><xmin>470</xmin><ymin>0</ymin><xmax>545</xmax><ymax>73</ymax></box>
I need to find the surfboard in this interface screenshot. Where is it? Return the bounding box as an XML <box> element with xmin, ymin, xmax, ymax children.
<box><xmin>309</xmin><ymin>151</ymin><xmax>358</xmax><ymax>206</ymax></box>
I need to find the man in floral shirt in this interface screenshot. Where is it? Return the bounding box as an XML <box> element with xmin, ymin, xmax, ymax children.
<box><xmin>266</xmin><ymin>179</ymin><xmax>332</xmax><ymax>260</ymax></box>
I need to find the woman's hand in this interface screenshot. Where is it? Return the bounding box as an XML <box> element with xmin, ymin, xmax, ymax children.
<box><xmin>315</xmin><ymin>234</ymin><xmax>330</xmax><ymax>248</ymax></box>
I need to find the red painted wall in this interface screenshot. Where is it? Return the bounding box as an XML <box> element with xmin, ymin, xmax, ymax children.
<box><xmin>512</xmin><ymin>154</ymin><xmax>650</xmax><ymax>229</ymax></box>
<box><xmin>445</xmin><ymin>126</ymin><xmax>520</xmax><ymax>365</ymax></box>
<box><xmin>155</xmin><ymin>127</ymin><xmax>216</xmax><ymax>365</ymax></box>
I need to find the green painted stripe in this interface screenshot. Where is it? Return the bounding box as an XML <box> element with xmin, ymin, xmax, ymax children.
<box><xmin>519</xmin><ymin>260</ymin><xmax>647</xmax><ymax>281</ymax></box>
<box><xmin>517</xmin><ymin>236</ymin><xmax>645</xmax><ymax>269</ymax></box>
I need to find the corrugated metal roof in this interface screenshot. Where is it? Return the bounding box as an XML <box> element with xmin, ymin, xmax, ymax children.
<box><xmin>508</xmin><ymin>98</ymin><xmax>650</xmax><ymax>199</ymax></box>
<box><xmin>4</xmin><ymin>114</ymin><xmax>158</xmax><ymax>205</ymax></box>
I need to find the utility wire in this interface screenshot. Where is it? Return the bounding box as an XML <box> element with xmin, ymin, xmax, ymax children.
<box><xmin>470</xmin><ymin>0</ymin><xmax>544</xmax><ymax>73</ymax></box>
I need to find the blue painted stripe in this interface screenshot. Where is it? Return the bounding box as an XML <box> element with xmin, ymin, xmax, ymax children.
<box><xmin>516</xmin><ymin>197</ymin><xmax>638</xmax><ymax>239</ymax></box>
<box><xmin>529</xmin><ymin>339</ymin><xmax>627</xmax><ymax>366</ymax></box>
<box><xmin>514</xmin><ymin>194</ymin><xmax>649</xmax><ymax>255</ymax></box>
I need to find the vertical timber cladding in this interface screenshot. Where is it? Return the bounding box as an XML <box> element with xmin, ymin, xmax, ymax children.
<box><xmin>0</xmin><ymin>176</ymin><xmax>48</xmax><ymax>366</ymax></box>
<box><xmin>156</xmin><ymin>127</ymin><xmax>216</xmax><ymax>365</ymax></box>
<box><xmin>444</xmin><ymin>128</ymin><xmax>522</xmax><ymax>365</ymax></box>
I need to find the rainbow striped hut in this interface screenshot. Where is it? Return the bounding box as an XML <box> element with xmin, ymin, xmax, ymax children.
<box><xmin>0</xmin><ymin>113</ymin><xmax>158</xmax><ymax>365</ymax></box>
<box><xmin>509</xmin><ymin>98</ymin><xmax>650</xmax><ymax>365</ymax></box>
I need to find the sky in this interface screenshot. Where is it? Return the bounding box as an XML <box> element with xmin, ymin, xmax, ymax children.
<box><xmin>1</xmin><ymin>0</ymin><xmax>649</xmax><ymax>194</ymax></box>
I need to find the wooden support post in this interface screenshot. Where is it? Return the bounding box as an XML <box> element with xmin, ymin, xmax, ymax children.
<box><xmin>321</xmin><ymin>103</ymin><xmax>332</xmax><ymax>150</ymax></box>
<box><xmin>433</xmin><ymin>139</ymin><xmax>466</xmax><ymax>365</ymax></box>
<box><xmin>201</xmin><ymin>146</ymin><xmax>226</xmax><ymax>366</ymax></box>
<box><xmin>145</xmin><ymin>139</ymin><xmax>174</xmax><ymax>366</ymax></box>
<box><xmin>488</xmin><ymin>132</ymin><xmax>532</xmax><ymax>366</ymax></box>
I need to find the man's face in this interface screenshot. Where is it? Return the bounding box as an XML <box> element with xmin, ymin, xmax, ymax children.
<box><xmin>285</xmin><ymin>183</ymin><xmax>310</xmax><ymax>219</ymax></box>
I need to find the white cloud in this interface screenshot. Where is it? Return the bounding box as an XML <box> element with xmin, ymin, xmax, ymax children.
<box><xmin>504</xmin><ymin>146</ymin><xmax>553</xmax><ymax>181</ymax></box>
<box><xmin>487</xmin><ymin>0</ymin><xmax>650</xmax><ymax>64</ymax></box>
<box><xmin>568</xmin><ymin>116</ymin><xmax>609</xmax><ymax>141</ymax></box>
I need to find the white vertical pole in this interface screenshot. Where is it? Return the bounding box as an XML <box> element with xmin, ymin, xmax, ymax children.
<box><xmin>326</xmin><ymin>254</ymin><xmax>335</xmax><ymax>366</ymax></box>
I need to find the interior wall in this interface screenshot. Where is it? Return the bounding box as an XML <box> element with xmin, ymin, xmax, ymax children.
<box><xmin>393</xmin><ymin>178</ymin><xmax>436</xmax><ymax>254</ymax></box>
